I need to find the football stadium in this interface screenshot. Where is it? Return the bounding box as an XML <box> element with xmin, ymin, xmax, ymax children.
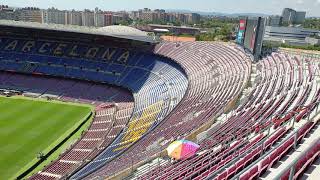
<box><xmin>0</xmin><ymin>15</ymin><xmax>320</xmax><ymax>180</ymax></box>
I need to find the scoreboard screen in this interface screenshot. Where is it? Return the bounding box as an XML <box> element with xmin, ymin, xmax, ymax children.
<box><xmin>243</xmin><ymin>19</ymin><xmax>259</xmax><ymax>53</ymax></box>
<box><xmin>236</xmin><ymin>19</ymin><xmax>246</xmax><ymax>45</ymax></box>
<box><xmin>238</xmin><ymin>17</ymin><xmax>265</xmax><ymax>60</ymax></box>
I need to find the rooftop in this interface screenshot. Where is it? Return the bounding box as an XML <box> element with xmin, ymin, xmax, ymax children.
<box><xmin>0</xmin><ymin>20</ymin><xmax>158</xmax><ymax>43</ymax></box>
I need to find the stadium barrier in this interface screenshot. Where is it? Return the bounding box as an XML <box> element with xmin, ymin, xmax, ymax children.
<box><xmin>273</xmin><ymin>137</ymin><xmax>320</xmax><ymax>180</ymax></box>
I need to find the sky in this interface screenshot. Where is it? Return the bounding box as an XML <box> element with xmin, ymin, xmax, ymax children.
<box><xmin>2</xmin><ymin>0</ymin><xmax>320</xmax><ymax>17</ymax></box>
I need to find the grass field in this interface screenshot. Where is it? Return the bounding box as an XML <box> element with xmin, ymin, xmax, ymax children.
<box><xmin>0</xmin><ymin>96</ymin><xmax>92</xmax><ymax>180</ymax></box>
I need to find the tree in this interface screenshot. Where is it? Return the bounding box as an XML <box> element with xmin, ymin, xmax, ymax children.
<box><xmin>116</xmin><ymin>19</ymin><xmax>133</xmax><ymax>26</ymax></box>
<box><xmin>303</xmin><ymin>18</ymin><xmax>320</xmax><ymax>30</ymax></box>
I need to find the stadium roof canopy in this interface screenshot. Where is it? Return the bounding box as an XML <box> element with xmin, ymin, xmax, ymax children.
<box><xmin>153</xmin><ymin>28</ymin><xmax>170</xmax><ymax>32</ymax></box>
<box><xmin>0</xmin><ymin>20</ymin><xmax>158</xmax><ymax>43</ymax></box>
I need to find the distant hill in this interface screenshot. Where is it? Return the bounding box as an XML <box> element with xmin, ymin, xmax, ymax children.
<box><xmin>165</xmin><ymin>9</ymin><xmax>270</xmax><ymax>17</ymax></box>
<box><xmin>229</xmin><ymin>13</ymin><xmax>270</xmax><ymax>17</ymax></box>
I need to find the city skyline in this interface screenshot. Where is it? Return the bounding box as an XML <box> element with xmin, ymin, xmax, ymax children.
<box><xmin>2</xmin><ymin>0</ymin><xmax>320</xmax><ymax>17</ymax></box>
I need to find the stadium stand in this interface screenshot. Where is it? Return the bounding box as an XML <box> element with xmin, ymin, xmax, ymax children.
<box><xmin>0</xmin><ymin>30</ymin><xmax>188</xmax><ymax>179</ymax></box>
<box><xmin>77</xmin><ymin>42</ymin><xmax>251</xmax><ymax>179</ymax></box>
<box><xmin>122</xmin><ymin>51</ymin><xmax>320</xmax><ymax>180</ymax></box>
<box><xmin>1</xmin><ymin>22</ymin><xmax>320</xmax><ymax>180</ymax></box>
<box><xmin>0</xmin><ymin>71</ymin><xmax>134</xmax><ymax>179</ymax></box>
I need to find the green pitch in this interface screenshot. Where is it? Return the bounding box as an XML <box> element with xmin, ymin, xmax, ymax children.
<box><xmin>0</xmin><ymin>96</ymin><xmax>92</xmax><ymax>180</ymax></box>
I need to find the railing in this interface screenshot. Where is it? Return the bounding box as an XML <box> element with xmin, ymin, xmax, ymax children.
<box><xmin>273</xmin><ymin>136</ymin><xmax>320</xmax><ymax>180</ymax></box>
<box><xmin>227</xmin><ymin>101</ymin><xmax>320</xmax><ymax>180</ymax></box>
<box><xmin>229</xmin><ymin>122</ymin><xmax>298</xmax><ymax>180</ymax></box>
<box><xmin>279</xmin><ymin>48</ymin><xmax>320</xmax><ymax>59</ymax></box>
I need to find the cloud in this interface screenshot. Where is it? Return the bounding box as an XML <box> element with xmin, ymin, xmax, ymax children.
<box><xmin>297</xmin><ymin>0</ymin><xmax>304</xmax><ymax>4</ymax></box>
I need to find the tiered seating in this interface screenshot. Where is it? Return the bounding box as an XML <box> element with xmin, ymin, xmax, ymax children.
<box><xmin>35</xmin><ymin>102</ymin><xmax>135</xmax><ymax>179</ymax></box>
<box><xmin>285</xmin><ymin>140</ymin><xmax>320</xmax><ymax>180</ymax></box>
<box><xmin>29</xmin><ymin>173</ymin><xmax>57</xmax><ymax>180</ymax></box>
<box><xmin>0</xmin><ymin>72</ymin><xmax>135</xmax><ymax>179</ymax></box>
<box><xmin>0</xmin><ymin>36</ymin><xmax>189</xmax><ymax>179</ymax></box>
<box><xmin>2</xmin><ymin>32</ymin><xmax>319</xmax><ymax>180</ymax></box>
<box><xmin>80</xmin><ymin>42</ymin><xmax>251</xmax><ymax>179</ymax></box>
<box><xmin>136</xmin><ymin>51</ymin><xmax>320</xmax><ymax>180</ymax></box>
